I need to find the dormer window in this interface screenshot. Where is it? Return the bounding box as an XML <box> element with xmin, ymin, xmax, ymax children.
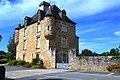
<box><xmin>25</xmin><ymin>17</ymin><xmax>28</xmax><ymax>26</ymax></box>
<box><xmin>59</xmin><ymin>12</ymin><xmax>62</xmax><ymax>18</ymax></box>
<box><xmin>38</xmin><ymin>10</ymin><xmax>41</xmax><ymax>20</ymax></box>
<box><xmin>39</xmin><ymin>1</ymin><xmax>50</xmax><ymax>12</ymax></box>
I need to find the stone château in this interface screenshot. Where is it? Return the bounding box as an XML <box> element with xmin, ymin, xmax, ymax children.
<box><xmin>15</xmin><ymin>1</ymin><xmax>79</xmax><ymax>69</ymax></box>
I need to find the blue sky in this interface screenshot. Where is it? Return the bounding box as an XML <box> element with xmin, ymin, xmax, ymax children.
<box><xmin>0</xmin><ymin>0</ymin><xmax>120</xmax><ymax>53</ymax></box>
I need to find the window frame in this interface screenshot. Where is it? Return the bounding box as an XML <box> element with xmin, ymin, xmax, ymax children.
<box><xmin>36</xmin><ymin>37</ymin><xmax>40</xmax><ymax>49</ymax></box>
<box><xmin>61</xmin><ymin>36</ymin><xmax>67</xmax><ymax>48</ymax></box>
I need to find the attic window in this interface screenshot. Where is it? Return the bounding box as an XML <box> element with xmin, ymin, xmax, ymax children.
<box><xmin>59</xmin><ymin>12</ymin><xmax>62</xmax><ymax>18</ymax></box>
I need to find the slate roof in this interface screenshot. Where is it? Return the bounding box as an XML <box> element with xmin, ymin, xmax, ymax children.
<box><xmin>15</xmin><ymin>3</ymin><xmax>76</xmax><ymax>30</ymax></box>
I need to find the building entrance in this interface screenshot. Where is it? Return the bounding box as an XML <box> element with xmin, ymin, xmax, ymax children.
<box><xmin>56</xmin><ymin>53</ymin><xmax>69</xmax><ymax>69</ymax></box>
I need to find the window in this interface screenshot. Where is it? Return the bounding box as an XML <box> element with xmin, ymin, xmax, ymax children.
<box><xmin>36</xmin><ymin>53</ymin><xmax>39</xmax><ymax>58</ymax></box>
<box><xmin>46</xmin><ymin>26</ymin><xmax>51</xmax><ymax>30</ymax></box>
<box><xmin>24</xmin><ymin>28</ymin><xmax>27</xmax><ymax>36</ymax></box>
<box><xmin>37</xmin><ymin>25</ymin><xmax>41</xmax><ymax>32</ymax></box>
<box><xmin>23</xmin><ymin>54</ymin><xmax>26</xmax><ymax>61</ymax></box>
<box><xmin>61</xmin><ymin>23</ymin><xmax>67</xmax><ymax>32</ymax></box>
<box><xmin>36</xmin><ymin>37</ymin><xmax>40</xmax><ymax>48</ymax></box>
<box><xmin>23</xmin><ymin>40</ymin><xmax>26</xmax><ymax>50</ymax></box>
<box><xmin>61</xmin><ymin>37</ymin><xmax>67</xmax><ymax>48</ymax></box>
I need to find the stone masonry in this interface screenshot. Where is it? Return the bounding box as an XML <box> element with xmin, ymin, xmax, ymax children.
<box><xmin>15</xmin><ymin>1</ymin><xmax>79</xmax><ymax>69</ymax></box>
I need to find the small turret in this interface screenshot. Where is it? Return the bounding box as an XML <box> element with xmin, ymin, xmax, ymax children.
<box><xmin>44</xmin><ymin>16</ymin><xmax>55</xmax><ymax>40</ymax></box>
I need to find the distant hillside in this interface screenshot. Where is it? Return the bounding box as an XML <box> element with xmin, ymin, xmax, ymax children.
<box><xmin>0</xmin><ymin>51</ymin><xmax>6</xmax><ymax>55</ymax></box>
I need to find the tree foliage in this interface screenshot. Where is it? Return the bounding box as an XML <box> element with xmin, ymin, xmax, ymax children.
<box><xmin>80</xmin><ymin>45</ymin><xmax>120</xmax><ymax>56</ymax></box>
<box><xmin>7</xmin><ymin>33</ymin><xmax>16</xmax><ymax>60</ymax></box>
<box><xmin>80</xmin><ymin>49</ymin><xmax>96</xmax><ymax>56</ymax></box>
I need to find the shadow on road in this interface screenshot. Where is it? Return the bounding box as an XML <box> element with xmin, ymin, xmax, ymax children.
<box><xmin>5</xmin><ymin>78</ymin><xmax>15</xmax><ymax>80</ymax></box>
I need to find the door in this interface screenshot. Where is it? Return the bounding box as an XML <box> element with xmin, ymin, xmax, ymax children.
<box><xmin>56</xmin><ymin>53</ymin><xmax>69</xmax><ymax>69</ymax></box>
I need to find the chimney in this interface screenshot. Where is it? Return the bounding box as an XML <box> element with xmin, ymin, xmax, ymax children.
<box><xmin>39</xmin><ymin>1</ymin><xmax>50</xmax><ymax>12</ymax></box>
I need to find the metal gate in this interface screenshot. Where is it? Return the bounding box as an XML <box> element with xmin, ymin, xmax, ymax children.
<box><xmin>56</xmin><ymin>53</ymin><xmax>69</xmax><ymax>69</ymax></box>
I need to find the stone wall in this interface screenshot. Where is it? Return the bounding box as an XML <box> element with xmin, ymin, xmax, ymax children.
<box><xmin>69</xmin><ymin>52</ymin><xmax>120</xmax><ymax>72</ymax></box>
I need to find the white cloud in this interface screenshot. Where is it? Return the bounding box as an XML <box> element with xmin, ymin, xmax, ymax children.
<box><xmin>79</xmin><ymin>41</ymin><xmax>107</xmax><ymax>53</ymax></box>
<box><xmin>58</xmin><ymin>0</ymin><xmax>120</xmax><ymax>19</ymax></box>
<box><xmin>0</xmin><ymin>0</ymin><xmax>47</xmax><ymax>28</ymax></box>
<box><xmin>114</xmin><ymin>31</ymin><xmax>120</xmax><ymax>36</ymax></box>
<box><xmin>93</xmin><ymin>37</ymin><xmax>111</xmax><ymax>41</ymax></box>
<box><xmin>0</xmin><ymin>0</ymin><xmax>120</xmax><ymax>28</ymax></box>
<box><xmin>79</xmin><ymin>28</ymin><xmax>101</xmax><ymax>34</ymax></box>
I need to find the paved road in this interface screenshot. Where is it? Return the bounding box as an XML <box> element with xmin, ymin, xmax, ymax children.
<box><xmin>5</xmin><ymin>65</ymin><xmax>120</xmax><ymax>80</ymax></box>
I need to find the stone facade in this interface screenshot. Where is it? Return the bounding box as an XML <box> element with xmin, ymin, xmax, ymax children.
<box><xmin>15</xmin><ymin>1</ymin><xmax>79</xmax><ymax>69</ymax></box>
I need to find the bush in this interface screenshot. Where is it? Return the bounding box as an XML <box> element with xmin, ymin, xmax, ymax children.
<box><xmin>16</xmin><ymin>60</ymin><xmax>26</xmax><ymax>66</ymax></box>
<box><xmin>23</xmin><ymin>62</ymin><xmax>32</xmax><ymax>68</ymax></box>
<box><xmin>8</xmin><ymin>60</ymin><xmax>18</xmax><ymax>66</ymax></box>
<box><xmin>31</xmin><ymin>58</ymin><xmax>40</xmax><ymax>65</ymax></box>
<box><xmin>31</xmin><ymin>58</ymin><xmax>45</xmax><ymax>69</ymax></box>
<box><xmin>8</xmin><ymin>59</ymin><xmax>46</xmax><ymax>69</ymax></box>
<box><xmin>0</xmin><ymin>59</ymin><xmax>7</xmax><ymax>64</ymax></box>
<box><xmin>106</xmin><ymin>64</ymin><xmax>120</xmax><ymax>72</ymax></box>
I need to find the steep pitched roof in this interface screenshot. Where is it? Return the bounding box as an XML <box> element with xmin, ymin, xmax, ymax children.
<box><xmin>15</xmin><ymin>3</ymin><xmax>76</xmax><ymax>30</ymax></box>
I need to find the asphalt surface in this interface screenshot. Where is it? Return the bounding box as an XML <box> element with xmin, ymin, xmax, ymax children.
<box><xmin>4</xmin><ymin>65</ymin><xmax>120</xmax><ymax>80</ymax></box>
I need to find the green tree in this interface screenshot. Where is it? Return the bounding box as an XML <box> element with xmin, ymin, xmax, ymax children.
<box><xmin>7</xmin><ymin>33</ymin><xmax>16</xmax><ymax>60</ymax></box>
<box><xmin>109</xmin><ymin>48</ymin><xmax>119</xmax><ymax>56</ymax></box>
<box><xmin>101</xmin><ymin>52</ymin><xmax>109</xmax><ymax>56</ymax></box>
<box><xmin>80</xmin><ymin>49</ymin><xmax>93</xmax><ymax>56</ymax></box>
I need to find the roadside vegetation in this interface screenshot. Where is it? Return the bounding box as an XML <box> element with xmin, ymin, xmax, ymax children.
<box><xmin>8</xmin><ymin>58</ymin><xmax>46</xmax><ymax>69</ymax></box>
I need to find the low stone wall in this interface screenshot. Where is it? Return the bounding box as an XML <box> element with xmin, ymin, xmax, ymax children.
<box><xmin>69</xmin><ymin>55</ymin><xmax>120</xmax><ymax>72</ymax></box>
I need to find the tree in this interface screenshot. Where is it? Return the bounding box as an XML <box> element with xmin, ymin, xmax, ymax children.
<box><xmin>7</xmin><ymin>33</ymin><xmax>16</xmax><ymax>60</ymax></box>
<box><xmin>80</xmin><ymin>49</ymin><xmax>93</xmax><ymax>56</ymax></box>
<box><xmin>109</xmin><ymin>48</ymin><xmax>119</xmax><ymax>56</ymax></box>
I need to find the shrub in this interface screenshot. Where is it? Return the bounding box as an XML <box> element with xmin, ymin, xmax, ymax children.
<box><xmin>23</xmin><ymin>62</ymin><xmax>32</xmax><ymax>68</ymax></box>
<box><xmin>31</xmin><ymin>58</ymin><xmax>40</xmax><ymax>65</ymax></box>
<box><xmin>0</xmin><ymin>59</ymin><xmax>7</xmax><ymax>64</ymax></box>
<box><xmin>16</xmin><ymin>60</ymin><xmax>26</xmax><ymax>66</ymax></box>
<box><xmin>8</xmin><ymin>60</ymin><xmax>18</xmax><ymax>66</ymax></box>
<box><xmin>106</xmin><ymin>64</ymin><xmax>120</xmax><ymax>72</ymax></box>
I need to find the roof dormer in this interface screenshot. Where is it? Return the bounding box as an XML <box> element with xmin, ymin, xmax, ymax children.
<box><xmin>39</xmin><ymin>1</ymin><xmax>50</xmax><ymax>12</ymax></box>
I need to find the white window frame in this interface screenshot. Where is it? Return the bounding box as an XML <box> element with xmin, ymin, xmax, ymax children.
<box><xmin>24</xmin><ymin>28</ymin><xmax>27</xmax><ymax>36</ymax></box>
<box><xmin>36</xmin><ymin>53</ymin><xmax>39</xmax><ymax>59</ymax></box>
<box><xmin>37</xmin><ymin>25</ymin><xmax>41</xmax><ymax>32</ymax></box>
<box><xmin>36</xmin><ymin>37</ymin><xmax>40</xmax><ymax>48</ymax></box>
<box><xmin>61</xmin><ymin>37</ymin><xmax>67</xmax><ymax>48</ymax></box>
<box><xmin>61</xmin><ymin>22</ymin><xmax>67</xmax><ymax>32</ymax></box>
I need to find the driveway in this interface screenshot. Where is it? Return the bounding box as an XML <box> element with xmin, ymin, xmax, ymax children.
<box><xmin>5</xmin><ymin>65</ymin><xmax>120</xmax><ymax>80</ymax></box>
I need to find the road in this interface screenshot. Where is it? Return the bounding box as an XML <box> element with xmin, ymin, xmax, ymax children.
<box><xmin>5</xmin><ymin>65</ymin><xmax>120</xmax><ymax>80</ymax></box>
